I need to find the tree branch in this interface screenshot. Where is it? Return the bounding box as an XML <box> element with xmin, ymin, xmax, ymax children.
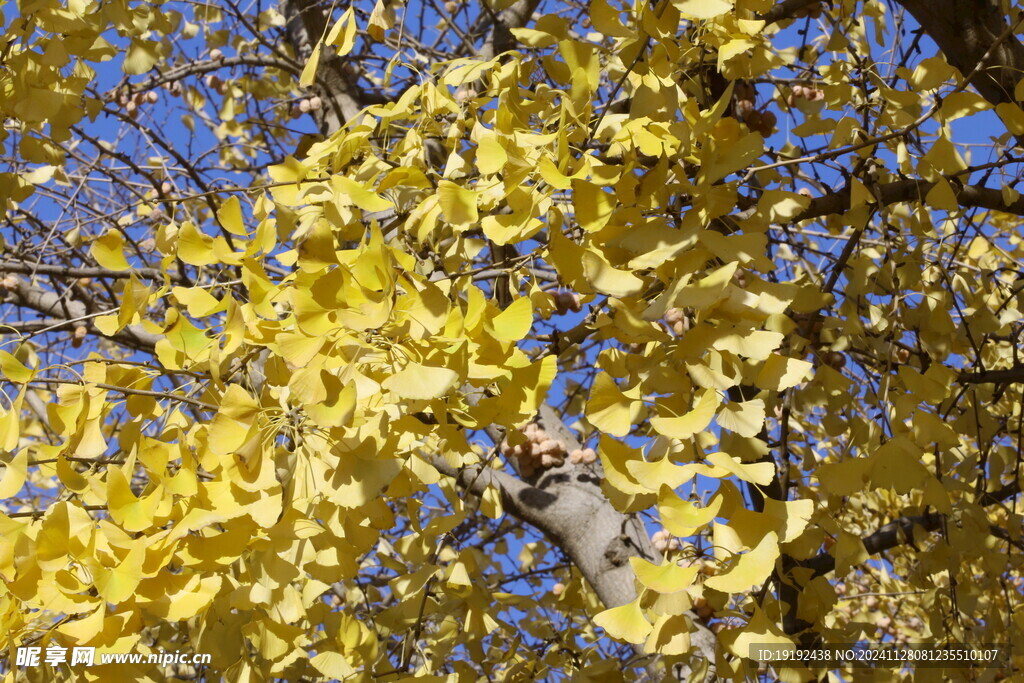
<box><xmin>804</xmin><ymin>480</ymin><xmax>1021</xmax><ymax>577</ymax></box>
<box><xmin>1</xmin><ymin>276</ymin><xmax>160</xmax><ymax>351</ymax></box>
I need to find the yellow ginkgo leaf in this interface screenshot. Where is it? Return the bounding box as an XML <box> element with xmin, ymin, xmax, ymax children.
<box><xmin>152</xmin><ymin>575</ymin><xmax>223</xmax><ymax>622</ymax></box>
<box><xmin>659</xmin><ymin>487</ymin><xmax>723</xmax><ymax>536</ymax></box>
<box><xmin>208</xmin><ymin>384</ymin><xmax>260</xmax><ymax>456</ymax></box>
<box><xmin>591</xmin><ymin>0</ymin><xmax>635</xmax><ymax>37</ymax></box>
<box><xmin>123</xmin><ymin>39</ymin><xmax>159</xmax><ymax>75</ymax></box>
<box><xmin>0</xmin><ymin>351</ymin><xmax>33</xmax><ymax>384</ymax></box>
<box><xmin>673</xmin><ymin>0</ymin><xmax>732</xmax><ymax>20</ymax></box>
<box><xmin>756</xmin><ymin>354</ymin><xmax>813</xmax><ymax>391</ymax></box>
<box><xmin>382</xmin><ymin>363</ymin><xmax>459</xmax><ymax>400</ymax></box>
<box><xmin>598</xmin><ymin>436</ymin><xmax>657</xmax><ymax>497</ymax></box>
<box><xmin>172</xmin><ymin>286</ymin><xmax>223</xmax><ymax>318</ymax></box>
<box><xmin>438</xmin><ymin>180</ymin><xmax>479</xmax><ymax>227</ymax></box>
<box><xmin>716</xmin><ymin>399</ymin><xmax>765</xmax><ymax>438</ymax></box>
<box><xmin>177</xmin><ymin>221</ymin><xmax>217</xmax><ymax>266</ymax></box>
<box><xmin>94</xmin><ymin>544</ymin><xmax>146</xmax><ymax>605</ymax></box>
<box><xmin>704</xmin><ymin>451</ymin><xmax>775</xmax><ymax>485</ymax></box>
<box><xmin>644</xmin><ymin>613</ymin><xmax>692</xmax><ymax>656</ymax></box>
<box><xmin>216</xmin><ymin>195</ymin><xmax>247</xmax><ymax>236</ymax></box>
<box><xmin>481</xmin><ymin>213</ymin><xmax>544</xmax><ymax>246</ymax></box>
<box><xmin>762</xmin><ymin>498</ymin><xmax>814</xmax><ymax>544</ymax></box>
<box><xmin>476</xmin><ymin>133</ymin><xmax>508</xmax><ymax>175</ymax></box>
<box><xmin>586</xmin><ymin>373</ymin><xmax>637</xmax><ymax>437</ymax></box>
<box><xmin>491</xmin><ymin>297</ymin><xmax>533</xmax><ymax>342</ymax></box>
<box><xmin>107</xmin><ymin>466</ymin><xmax>163</xmax><ymax>533</ymax></box>
<box><xmin>672</xmin><ymin>262</ymin><xmax>736</xmax><ymax>310</ymax></box>
<box><xmin>300</xmin><ymin>42</ymin><xmax>322</xmax><ymax>87</ymax></box>
<box><xmin>704</xmin><ymin>531</ymin><xmax>779</xmax><ymax>594</ymax></box>
<box><xmin>714</xmin><ymin>331</ymin><xmax>783</xmax><ymax>361</ymax></box>
<box><xmin>325</xmin><ymin>7</ymin><xmax>357</xmax><ymax>55</ymax></box>
<box><xmin>582</xmin><ymin>250</ymin><xmax>645</xmax><ymax>297</ymax></box>
<box><xmin>334</xmin><ymin>175</ymin><xmax>394</xmax><ymax>212</ymax></box>
<box><xmin>306</xmin><ymin>379</ymin><xmax>357</xmax><ymax>429</ymax></box>
<box><xmin>91</xmin><ymin>229</ymin><xmax>131</xmax><ymax>270</ymax></box>
<box><xmin>723</xmin><ymin>606</ymin><xmax>794</xmax><ymax>658</ymax></box>
<box><xmin>593</xmin><ymin>597</ymin><xmax>653</xmax><ymax>644</ymax></box>
<box><xmin>0</xmin><ymin>448</ymin><xmax>28</xmax><ymax>498</ymax></box>
<box><xmin>310</xmin><ymin>651</ymin><xmax>356</xmax><ymax>679</ymax></box>
<box><xmin>573</xmin><ymin>180</ymin><xmax>615</xmax><ymax>232</ymax></box>
<box><xmin>625</xmin><ymin>457</ymin><xmax>700</xmax><ymax>491</ymax></box>
<box><xmin>834</xmin><ymin>529</ymin><xmax>869</xmax><ymax>575</ymax></box>
<box><xmin>629</xmin><ymin>556</ymin><xmax>701</xmax><ymax>593</ymax></box>
<box><xmin>650</xmin><ymin>389</ymin><xmax>719</xmax><ymax>440</ymax></box>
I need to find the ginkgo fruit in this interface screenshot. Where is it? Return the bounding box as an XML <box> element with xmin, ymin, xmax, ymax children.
<box><xmin>71</xmin><ymin>326</ymin><xmax>87</xmax><ymax>348</ymax></box>
<box><xmin>553</xmin><ymin>290</ymin><xmax>582</xmax><ymax>315</ymax></box>
<box><xmin>568</xmin><ymin>447</ymin><xmax>597</xmax><ymax>465</ymax></box>
<box><xmin>735</xmin><ymin>99</ymin><xmax>755</xmax><ymax>120</ymax></box>
<box><xmin>502</xmin><ymin>422</ymin><xmax>567</xmax><ymax>477</ymax></box>
<box><xmin>735</xmin><ymin>81</ymin><xmax>756</xmax><ymax>101</ymax></box>
<box><xmin>651</xmin><ymin>529</ymin><xmax>680</xmax><ymax>553</ymax></box>
<box><xmin>694</xmin><ymin>597</ymin><xmax>714</xmax><ymax>621</ymax></box>
<box><xmin>664</xmin><ymin>307</ymin><xmax>690</xmax><ymax>336</ymax></box>
<box><xmin>455</xmin><ymin>87</ymin><xmax>477</xmax><ymax>103</ymax></box>
<box><xmin>824</xmin><ymin>351</ymin><xmax>847</xmax><ymax>369</ymax></box>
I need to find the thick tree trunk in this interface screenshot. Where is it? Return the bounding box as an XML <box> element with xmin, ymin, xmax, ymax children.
<box><xmin>898</xmin><ymin>0</ymin><xmax>1024</xmax><ymax>105</ymax></box>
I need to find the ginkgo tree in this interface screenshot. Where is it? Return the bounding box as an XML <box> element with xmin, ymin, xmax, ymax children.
<box><xmin>1</xmin><ymin>0</ymin><xmax>1024</xmax><ymax>679</ymax></box>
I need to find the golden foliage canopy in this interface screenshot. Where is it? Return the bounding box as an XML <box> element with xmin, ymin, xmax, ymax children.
<box><xmin>1</xmin><ymin>0</ymin><xmax>1023</xmax><ymax>679</ymax></box>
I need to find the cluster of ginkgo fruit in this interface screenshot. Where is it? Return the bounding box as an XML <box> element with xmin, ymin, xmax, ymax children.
<box><xmin>500</xmin><ymin>423</ymin><xmax>597</xmax><ymax>477</ymax></box>
<box><xmin>203</xmin><ymin>74</ymin><xmax>230</xmax><ymax>96</ymax></box>
<box><xmin>289</xmin><ymin>96</ymin><xmax>324</xmax><ymax>119</ymax></box>
<box><xmin>651</xmin><ymin>528</ymin><xmax>681</xmax><ymax>553</ymax></box>
<box><xmin>552</xmin><ymin>290</ymin><xmax>582</xmax><ymax>315</ymax></box>
<box><xmin>791</xmin><ymin>311</ymin><xmax>854</xmax><ymax>370</ymax></box>
<box><xmin>106</xmin><ymin>88</ymin><xmax>159</xmax><ymax>119</ymax></box>
<box><xmin>733</xmin><ymin>82</ymin><xmax>776</xmax><ymax>137</ymax></box>
<box><xmin>787</xmin><ymin>83</ymin><xmax>826</xmax><ymax>107</ymax></box>
<box><xmin>663</xmin><ymin>307</ymin><xmax>689</xmax><ymax>336</ymax></box>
